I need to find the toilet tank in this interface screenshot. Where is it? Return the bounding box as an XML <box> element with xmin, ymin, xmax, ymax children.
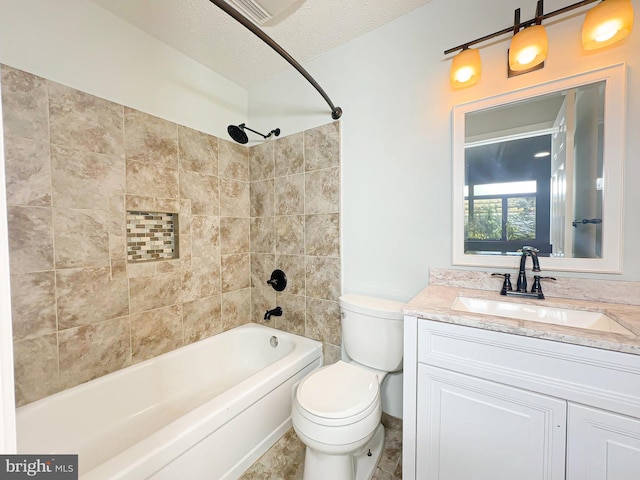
<box><xmin>339</xmin><ymin>294</ymin><xmax>405</xmax><ymax>372</ymax></box>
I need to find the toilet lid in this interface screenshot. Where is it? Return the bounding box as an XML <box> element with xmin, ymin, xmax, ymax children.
<box><xmin>297</xmin><ymin>361</ymin><xmax>379</xmax><ymax>419</ymax></box>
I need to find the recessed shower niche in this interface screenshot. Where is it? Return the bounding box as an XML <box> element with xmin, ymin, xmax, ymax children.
<box><xmin>126</xmin><ymin>211</ymin><xmax>178</xmax><ymax>262</ymax></box>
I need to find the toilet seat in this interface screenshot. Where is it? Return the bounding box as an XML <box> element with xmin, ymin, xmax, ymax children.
<box><xmin>295</xmin><ymin>361</ymin><xmax>380</xmax><ymax>426</ymax></box>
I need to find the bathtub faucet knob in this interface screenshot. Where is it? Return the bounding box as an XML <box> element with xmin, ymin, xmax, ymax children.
<box><xmin>267</xmin><ymin>269</ymin><xmax>287</xmax><ymax>292</ymax></box>
<box><xmin>264</xmin><ymin>306</ymin><xmax>283</xmax><ymax>321</ymax></box>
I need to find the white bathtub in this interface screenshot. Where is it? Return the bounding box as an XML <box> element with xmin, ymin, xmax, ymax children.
<box><xmin>16</xmin><ymin>323</ymin><xmax>322</xmax><ymax>480</ymax></box>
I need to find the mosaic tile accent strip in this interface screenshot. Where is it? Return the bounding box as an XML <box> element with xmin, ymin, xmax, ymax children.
<box><xmin>126</xmin><ymin>211</ymin><xmax>178</xmax><ymax>262</ymax></box>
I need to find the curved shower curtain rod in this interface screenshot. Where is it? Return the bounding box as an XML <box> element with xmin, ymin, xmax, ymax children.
<box><xmin>209</xmin><ymin>0</ymin><xmax>343</xmax><ymax>120</ymax></box>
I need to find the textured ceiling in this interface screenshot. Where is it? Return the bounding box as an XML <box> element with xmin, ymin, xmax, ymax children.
<box><xmin>90</xmin><ymin>0</ymin><xmax>433</xmax><ymax>88</ymax></box>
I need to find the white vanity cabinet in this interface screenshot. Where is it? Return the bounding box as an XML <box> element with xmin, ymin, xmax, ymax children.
<box><xmin>403</xmin><ymin>316</ymin><xmax>640</xmax><ymax>480</ymax></box>
<box><xmin>417</xmin><ymin>364</ymin><xmax>567</xmax><ymax>479</ymax></box>
<box><xmin>567</xmin><ymin>404</ymin><xmax>640</xmax><ymax>480</ymax></box>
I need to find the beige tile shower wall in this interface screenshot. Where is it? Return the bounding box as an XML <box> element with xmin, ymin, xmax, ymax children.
<box><xmin>1</xmin><ymin>64</ymin><xmax>251</xmax><ymax>406</ymax></box>
<box><xmin>250</xmin><ymin>123</ymin><xmax>342</xmax><ymax>365</ymax></box>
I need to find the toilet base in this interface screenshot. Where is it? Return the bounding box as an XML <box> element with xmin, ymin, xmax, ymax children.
<box><xmin>302</xmin><ymin>424</ymin><xmax>385</xmax><ymax>480</ymax></box>
<box><xmin>355</xmin><ymin>423</ymin><xmax>385</xmax><ymax>480</ymax></box>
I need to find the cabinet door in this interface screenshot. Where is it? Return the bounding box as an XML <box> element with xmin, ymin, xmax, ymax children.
<box><xmin>416</xmin><ymin>365</ymin><xmax>566</xmax><ymax>480</ymax></box>
<box><xmin>567</xmin><ymin>403</ymin><xmax>640</xmax><ymax>480</ymax></box>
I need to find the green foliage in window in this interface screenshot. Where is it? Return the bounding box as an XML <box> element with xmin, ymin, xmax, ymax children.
<box><xmin>465</xmin><ymin>196</ymin><xmax>536</xmax><ymax>241</ymax></box>
<box><xmin>507</xmin><ymin>197</ymin><xmax>536</xmax><ymax>240</ymax></box>
<box><xmin>465</xmin><ymin>198</ymin><xmax>502</xmax><ymax>240</ymax></box>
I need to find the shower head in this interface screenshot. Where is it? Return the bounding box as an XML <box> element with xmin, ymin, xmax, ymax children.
<box><xmin>228</xmin><ymin>124</ymin><xmax>249</xmax><ymax>144</ymax></box>
<box><xmin>227</xmin><ymin>123</ymin><xmax>280</xmax><ymax>144</ymax></box>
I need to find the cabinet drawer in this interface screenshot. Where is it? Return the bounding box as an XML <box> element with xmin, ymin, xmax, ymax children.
<box><xmin>418</xmin><ymin>319</ymin><xmax>640</xmax><ymax>418</ymax></box>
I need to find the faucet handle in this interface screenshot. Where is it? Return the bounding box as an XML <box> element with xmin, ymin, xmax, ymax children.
<box><xmin>491</xmin><ymin>273</ymin><xmax>513</xmax><ymax>295</ymax></box>
<box><xmin>530</xmin><ymin>275</ymin><xmax>556</xmax><ymax>296</ymax></box>
<box><xmin>266</xmin><ymin>269</ymin><xmax>287</xmax><ymax>292</ymax></box>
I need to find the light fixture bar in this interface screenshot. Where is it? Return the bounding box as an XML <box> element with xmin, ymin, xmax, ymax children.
<box><xmin>535</xmin><ymin>0</ymin><xmax>544</xmax><ymax>25</ymax></box>
<box><xmin>444</xmin><ymin>0</ymin><xmax>599</xmax><ymax>55</ymax></box>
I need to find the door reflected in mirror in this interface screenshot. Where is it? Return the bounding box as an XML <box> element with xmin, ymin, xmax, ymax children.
<box><xmin>452</xmin><ymin>64</ymin><xmax>625</xmax><ymax>273</ymax></box>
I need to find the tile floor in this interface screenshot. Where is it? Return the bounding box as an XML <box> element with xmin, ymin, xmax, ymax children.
<box><xmin>239</xmin><ymin>414</ymin><xmax>402</xmax><ymax>480</ymax></box>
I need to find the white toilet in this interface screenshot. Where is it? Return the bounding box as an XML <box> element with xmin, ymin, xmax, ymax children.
<box><xmin>292</xmin><ymin>293</ymin><xmax>405</xmax><ymax>480</ymax></box>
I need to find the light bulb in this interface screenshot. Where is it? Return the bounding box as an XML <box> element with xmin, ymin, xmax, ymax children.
<box><xmin>455</xmin><ymin>66</ymin><xmax>474</xmax><ymax>83</ymax></box>
<box><xmin>516</xmin><ymin>47</ymin><xmax>538</xmax><ymax>66</ymax></box>
<box><xmin>593</xmin><ymin>19</ymin><xmax>623</xmax><ymax>42</ymax></box>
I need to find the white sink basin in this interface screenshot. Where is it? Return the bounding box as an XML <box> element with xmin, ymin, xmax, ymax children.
<box><xmin>451</xmin><ymin>296</ymin><xmax>633</xmax><ymax>335</ymax></box>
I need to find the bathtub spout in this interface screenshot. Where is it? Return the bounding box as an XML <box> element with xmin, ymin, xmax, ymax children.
<box><xmin>264</xmin><ymin>307</ymin><xmax>282</xmax><ymax>321</ymax></box>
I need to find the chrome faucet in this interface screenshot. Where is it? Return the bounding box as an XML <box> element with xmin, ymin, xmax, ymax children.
<box><xmin>516</xmin><ymin>246</ymin><xmax>541</xmax><ymax>293</ymax></box>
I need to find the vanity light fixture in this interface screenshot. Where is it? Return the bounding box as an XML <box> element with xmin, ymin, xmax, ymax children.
<box><xmin>446</xmin><ymin>0</ymin><xmax>634</xmax><ymax>89</ymax></box>
<box><xmin>508</xmin><ymin>2</ymin><xmax>548</xmax><ymax>75</ymax></box>
<box><xmin>582</xmin><ymin>0</ymin><xmax>634</xmax><ymax>50</ymax></box>
<box><xmin>509</xmin><ymin>25</ymin><xmax>549</xmax><ymax>72</ymax></box>
<box><xmin>450</xmin><ymin>47</ymin><xmax>482</xmax><ymax>89</ymax></box>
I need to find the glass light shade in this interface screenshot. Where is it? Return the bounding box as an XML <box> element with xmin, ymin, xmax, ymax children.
<box><xmin>582</xmin><ymin>0</ymin><xmax>634</xmax><ymax>50</ymax></box>
<box><xmin>508</xmin><ymin>25</ymin><xmax>548</xmax><ymax>72</ymax></box>
<box><xmin>450</xmin><ymin>48</ymin><xmax>482</xmax><ymax>89</ymax></box>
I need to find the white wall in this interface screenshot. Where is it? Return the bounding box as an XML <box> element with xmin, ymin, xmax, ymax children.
<box><xmin>248</xmin><ymin>0</ymin><xmax>640</xmax><ymax>302</ymax></box>
<box><xmin>0</xmin><ymin>0</ymin><xmax>248</xmax><ymax>139</ymax></box>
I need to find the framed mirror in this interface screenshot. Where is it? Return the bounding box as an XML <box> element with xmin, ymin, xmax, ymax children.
<box><xmin>452</xmin><ymin>63</ymin><xmax>626</xmax><ymax>273</ymax></box>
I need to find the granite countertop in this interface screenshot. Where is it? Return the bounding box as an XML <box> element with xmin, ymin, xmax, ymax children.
<box><xmin>404</xmin><ymin>284</ymin><xmax>640</xmax><ymax>355</ymax></box>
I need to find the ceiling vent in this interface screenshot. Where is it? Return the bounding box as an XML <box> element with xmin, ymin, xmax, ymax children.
<box><xmin>225</xmin><ymin>0</ymin><xmax>305</xmax><ymax>25</ymax></box>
